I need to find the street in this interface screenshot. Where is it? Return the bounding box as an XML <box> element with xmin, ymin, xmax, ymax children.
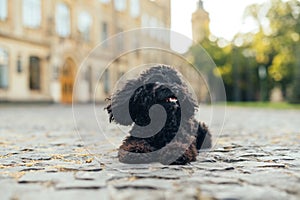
<box><xmin>0</xmin><ymin>104</ymin><xmax>299</xmax><ymax>200</ymax></box>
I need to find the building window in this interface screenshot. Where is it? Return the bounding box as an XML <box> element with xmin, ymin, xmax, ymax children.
<box><xmin>0</xmin><ymin>0</ymin><xmax>7</xmax><ymax>21</ymax></box>
<box><xmin>78</xmin><ymin>11</ymin><xmax>92</xmax><ymax>41</ymax></box>
<box><xmin>101</xmin><ymin>22</ymin><xmax>108</xmax><ymax>45</ymax></box>
<box><xmin>141</xmin><ymin>14</ymin><xmax>149</xmax><ymax>27</ymax></box>
<box><xmin>86</xmin><ymin>66</ymin><xmax>93</xmax><ymax>96</ymax></box>
<box><xmin>0</xmin><ymin>48</ymin><xmax>9</xmax><ymax>89</ymax></box>
<box><xmin>56</xmin><ymin>3</ymin><xmax>70</xmax><ymax>37</ymax></box>
<box><xmin>103</xmin><ymin>69</ymin><xmax>110</xmax><ymax>94</ymax></box>
<box><xmin>29</xmin><ymin>56</ymin><xmax>41</xmax><ymax>90</ymax></box>
<box><xmin>130</xmin><ymin>0</ymin><xmax>140</xmax><ymax>18</ymax></box>
<box><xmin>114</xmin><ymin>0</ymin><xmax>126</xmax><ymax>11</ymax></box>
<box><xmin>17</xmin><ymin>55</ymin><xmax>22</xmax><ymax>73</ymax></box>
<box><xmin>22</xmin><ymin>0</ymin><xmax>41</xmax><ymax>28</ymax></box>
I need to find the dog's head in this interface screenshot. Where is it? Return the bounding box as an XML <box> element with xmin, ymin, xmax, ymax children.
<box><xmin>105</xmin><ymin>65</ymin><xmax>197</xmax><ymax>128</ymax></box>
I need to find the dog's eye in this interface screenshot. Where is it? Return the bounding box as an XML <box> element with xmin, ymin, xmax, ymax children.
<box><xmin>166</xmin><ymin>97</ymin><xmax>178</xmax><ymax>103</ymax></box>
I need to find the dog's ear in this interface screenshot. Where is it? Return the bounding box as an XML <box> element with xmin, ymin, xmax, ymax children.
<box><xmin>179</xmin><ymin>87</ymin><xmax>198</xmax><ymax>120</ymax></box>
<box><xmin>104</xmin><ymin>97</ymin><xmax>113</xmax><ymax>123</ymax></box>
<box><xmin>105</xmin><ymin>80</ymin><xmax>139</xmax><ymax>126</ymax></box>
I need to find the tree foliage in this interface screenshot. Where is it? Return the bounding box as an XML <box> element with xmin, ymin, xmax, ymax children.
<box><xmin>189</xmin><ymin>0</ymin><xmax>300</xmax><ymax>102</ymax></box>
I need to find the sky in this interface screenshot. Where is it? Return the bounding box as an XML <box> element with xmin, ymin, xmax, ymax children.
<box><xmin>171</xmin><ymin>0</ymin><xmax>269</xmax><ymax>41</ymax></box>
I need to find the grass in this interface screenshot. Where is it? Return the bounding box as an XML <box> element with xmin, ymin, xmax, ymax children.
<box><xmin>225</xmin><ymin>102</ymin><xmax>300</xmax><ymax>109</ymax></box>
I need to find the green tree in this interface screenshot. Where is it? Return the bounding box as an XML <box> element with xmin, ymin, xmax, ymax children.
<box><xmin>189</xmin><ymin>0</ymin><xmax>300</xmax><ymax>102</ymax></box>
<box><xmin>245</xmin><ymin>0</ymin><xmax>300</xmax><ymax>100</ymax></box>
<box><xmin>190</xmin><ymin>37</ymin><xmax>260</xmax><ymax>101</ymax></box>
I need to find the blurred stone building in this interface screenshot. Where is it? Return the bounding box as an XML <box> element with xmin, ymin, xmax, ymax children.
<box><xmin>191</xmin><ymin>0</ymin><xmax>209</xmax><ymax>43</ymax></box>
<box><xmin>0</xmin><ymin>0</ymin><xmax>170</xmax><ymax>103</ymax></box>
<box><xmin>187</xmin><ymin>0</ymin><xmax>211</xmax><ymax>102</ymax></box>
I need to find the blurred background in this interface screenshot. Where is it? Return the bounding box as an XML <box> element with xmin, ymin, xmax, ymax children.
<box><xmin>0</xmin><ymin>0</ymin><xmax>299</xmax><ymax>105</ymax></box>
<box><xmin>189</xmin><ymin>0</ymin><xmax>300</xmax><ymax>105</ymax></box>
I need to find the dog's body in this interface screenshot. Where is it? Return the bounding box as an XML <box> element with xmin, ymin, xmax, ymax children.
<box><xmin>105</xmin><ymin>65</ymin><xmax>211</xmax><ymax>165</ymax></box>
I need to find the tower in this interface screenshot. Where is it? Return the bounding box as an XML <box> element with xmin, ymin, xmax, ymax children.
<box><xmin>191</xmin><ymin>0</ymin><xmax>210</xmax><ymax>42</ymax></box>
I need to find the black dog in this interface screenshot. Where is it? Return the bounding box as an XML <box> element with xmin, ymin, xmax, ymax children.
<box><xmin>105</xmin><ymin>65</ymin><xmax>211</xmax><ymax>165</ymax></box>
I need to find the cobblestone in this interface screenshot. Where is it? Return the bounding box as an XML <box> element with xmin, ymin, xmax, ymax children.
<box><xmin>0</xmin><ymin>104</ymin><xmax>299</xmax><ymax>199</ymax></box>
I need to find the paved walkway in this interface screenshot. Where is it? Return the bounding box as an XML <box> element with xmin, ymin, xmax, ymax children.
<box><xmin>0</xmin><ymin>104</ymin><xmax>299</xmax><ymax>200</ymax></box>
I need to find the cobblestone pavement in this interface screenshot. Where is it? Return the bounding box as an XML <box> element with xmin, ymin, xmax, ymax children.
<box><xmin>0</xmin><ymin>104</ymin><xmax>299</xmax><ymax>200</ymax></box>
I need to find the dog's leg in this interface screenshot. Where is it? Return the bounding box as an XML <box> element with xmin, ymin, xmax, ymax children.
<box><xmin>118</xmin><ymin>137</ymin><xmax>156</xmax><ymax>164</ymax></box>
<box><xmin>159</xmin><ymin>141</ymin><xmax>198</xmax><ymax>165</ymax></box>
<box><xmin>196</xmin><ymin>122</ymin><xmax>212</xmax><ymax>149</ymax></box>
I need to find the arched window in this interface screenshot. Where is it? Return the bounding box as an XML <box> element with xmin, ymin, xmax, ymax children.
<box><xmin>22</xmin><ymin>0</ymin><xmax>41</xmax><ymax>28</ymax></box>
<box><xmin>0</xmin><ymin>48</ymin><xmax>9</xmax><ymax>88</ymax></box>
<box><xmin>114</xmin><ymin>0</ymin><xmax>126</xmax><ymax>11</ymax></box>
<box><xmin>0</xmin><ymin>0</ymin><xmax>7</xmax><ymax>20</ymax></box>
<box><xmin>78</xmin><ymin>11</ymin><xmax>92</xmax><ymax>41</ymax></box>
<box><xmin>130</xmin><ymin>0</ymin><xmax>140</xmax><ymax>18</ymax></box>
<box><xmin>56</xmin><ymin>3</ymin><xmax>71</xmax><ymax>37</ymax></box>
<box><xmin>29</xmin><ymin>56</ymin><xmax>41</xmax><ymax>90</ymax></box>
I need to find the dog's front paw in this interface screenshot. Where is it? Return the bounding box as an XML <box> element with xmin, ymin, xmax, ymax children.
<box><xmin>118</xmin><ymin>138</ymin><xmax>156</xmax><ymax>164</ymax></box>
<box><xmin>159</xmin><ymin>141</ymin><xmax>198</xmax><ymax>165</ymax></box>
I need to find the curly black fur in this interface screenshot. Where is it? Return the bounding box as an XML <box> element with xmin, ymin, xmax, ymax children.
<box><xmin>105</xmin><ymin>65</ymin><xmax>211</xmax><ymax>165</ymax></box>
